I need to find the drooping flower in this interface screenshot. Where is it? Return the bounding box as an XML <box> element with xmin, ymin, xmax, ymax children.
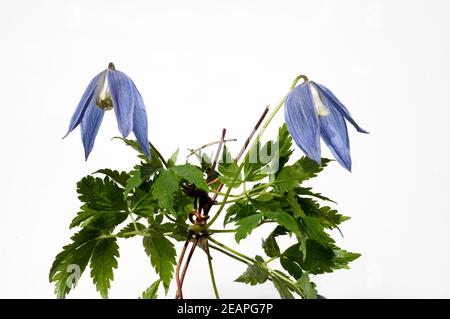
<box><xmin>284</xmin><ymin>78</ymin><xmax>368</xmax><ymax>171</ymax></box>
<box><xmin>64</xmin><ymin>63</ymin><xmax>150</xmax><ymax>159</ymax></box>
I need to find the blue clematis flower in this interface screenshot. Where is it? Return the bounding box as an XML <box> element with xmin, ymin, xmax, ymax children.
<box><xmin>284</xmin><ymin>78</ymin><xmax>368</xmax><ymax>171</ymax></box>
<box><xmin>64</xmin><ymin>63</ymin><xmax>150</xmax><ymax>159</ymax></box>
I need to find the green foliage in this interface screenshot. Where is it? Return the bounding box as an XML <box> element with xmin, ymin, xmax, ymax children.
<box><xmin>234</xmin><ymin>213</ymin><xmax>262</xmax><ymax>243</ymax></box>
<box><xmin>141</xmin><ymin>279</ymin><xmax>161</xmax><ymax>299</ymax></box>
<box><xmin>218</xmin><ymin>146</ymin><xmax>243</xmax><ymax>187</ymax></box>
<box><xmin>52</xmin><ymin>126</ymin><xmax>361</xmax><ymax>299</ymax></box>
<box><xmin>90</xmin><ymin>238</ymin><xmax>119</xmax><ymax>298</ymax></box>
<box><xmin>143</xmin><ymin>233</ymin><xmax>177</xmax><ymax>293</ymax></box>
<box><xmin>235</xmin><ymin>256</ymin><xmax>268</xmax><ymax>285</ymax></box>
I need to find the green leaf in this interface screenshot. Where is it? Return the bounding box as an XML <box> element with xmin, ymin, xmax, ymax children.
<box><xmin>151</xmin><ymin>169</ymin><xmax>179</xmax><ymax>212</ymax></box>
<box><xmin>168</xmin><ymin>148</ymin><xmax>179</xmax><ymax>167</ymax></box>
<box><xmin>275</xmin><ymin>124</ymin><xmax>293</xmax><ymax>174</ymax></box>
<box><xmin>94</xmin><ymin>169</ymin><xmax>129</xmax><ymax>188</ymax></box>
<box><xmin>234</xmin><ymin>213</ymin><xmax>262</xmax><ymax>243</ymax></box>
<box><xmin>280</xmin><ymin>256</ymin><xmax>303</xmax><ymax>280</ymax></box>
<box><xmin>114</xmin><ymin>138</ymin><xmax>164</xmax><ymax>168</ymax></box>
<box><xmin>298</xmin><ymin>197</ymin><xmax>349</xmax><ymax>230</ymax></box>
<box><xmin>117</xmin><ymin>222</ymin><xmax>146</xmax><ymax>238</ymax></box>
<box><xmin>271</xmin><ymin>276</ymin><xmax>294</xmax><ymax>299</ymax></box>
<box><xmin>143</xmin><ymin>233</ymin><xmax>176</xmax><ymax>292</ymax></box>
<box><xmin>283</xmin><ymin>240</ymin><xmax>335</xmax><ymax>275</ymax></box>
<box><xmin>243</xmin><ymin>141</ymin><xmax>272</xmax><ymax>182</ymax></box>
<box><xmin>332</xmin><ymin>249</ymin><xmax>361</xmax><ymax>269</ymax></box>
<box><xmin>262</xmin><ymin>233</ymin><xmax>280</xmax><ymax>258</ymax></box>
<box><xmin>302</xmin><ymin>216</ymin><xmax>334</xmax><ymax>246</ymax></box>
<box><xmin>296</xmin><ymin>273</ymin><xmax>317</xmax><ymax>299</ymax></box>
<box><xmin>49</xmin><ymin>228</ymin><xmax>101</xmax><ymax>298</ymax></box>
<box><xmin>273</xmin><ymin>157</ymin><xmax>331</xmax><ymax>192</ymax></box>
<box><xmin>77</xmin><ymin>176</ymin><xmax>127</xmax><ymax>212</ymax></box>
<box><xmin>141</xmin><ymin>279</ymin><xmax>161</xmax><ymax>299</ymax></box>
<box><xmin>224</xmin><ymin>199</ymin><xmax>258</xmax><ymax>225</ymax></box>
<box><xmin>172</xmin><ymin>164</ymin><xmax>209</xmax><ymax>191</ymax></box>
<box><xmin>218</xmin><ymin>146</ymin><xmax>242</xmax><ymax>188</ymax></box>
<box><xmin>124</xmin><ymin>168</ymin><xmax>142</xmax><ymax>198</ymax></box>
<box><xmin>295</xmin><ymin>187</ymin><xmax>335</xmax><ymax>203</ymax></box>
<box><xmin>235</xmin><ymin>257</ymin><xmax>268</xmax><ymax>285</ymax></box>
<box><xmin>90</xmin><ymin>238</ymin><xmax>119</xmax><ymax>299</ymax></box>
<box><xmin>262</xmin><ymin>210</ymin><xmax>301</xmax><ymax>238</ymax></box>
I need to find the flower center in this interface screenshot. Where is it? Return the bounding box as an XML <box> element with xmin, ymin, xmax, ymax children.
<box><xmin>310</xmin><ymin>83</ymin><xmax>330</xmax><ymax>117</ymax></box>
<box><xmin>95</xmin><ymin>72</ymin><xmax>113</xmax><ymax>111</ymax></box>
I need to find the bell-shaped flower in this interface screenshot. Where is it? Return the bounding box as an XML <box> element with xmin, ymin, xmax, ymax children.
<box><xmin>64</xmin><ymin>63</ymin><xmax>150</xmax><ymax>159</ymax></box>
<box><xmin>284</xmin><ymin>79</ymin><xmax>368</xmax><ymax>171</ymax></box>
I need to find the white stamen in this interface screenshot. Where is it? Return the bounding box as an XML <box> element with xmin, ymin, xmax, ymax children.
<box><xmin>309</xmin><ymin>83</ymin><xmax>330</xmax><ymax>117</ymax></box>
<box><xmin>96</xmin><ymin>72</ymin><xmax>113</xmax><ymax>110</ymax></box>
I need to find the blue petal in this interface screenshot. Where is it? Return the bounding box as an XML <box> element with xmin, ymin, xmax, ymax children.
<box><xmin>316</xmin><ymin>91</ymin><xmax>352</xmax><ymax>171</ymax></box>
<box><xmin>63</xmin><ymin>72</ymin><xmax>102</xmax><ymax>138</ymax></box>
<box><xmin>312</xmin><ymin>81</ymin><xmax>369</xmax><ymax>134</ymax></box>
<box><xmin>80</xmin><ymin>101</ymin><xmax>105</xmax><ymax>160</ymax></box>
<box><xmin>284</xmin><ymin>83</ymin><xmax>321</xmax><ymax>164</ymax></box>
<box><xmin>107</xmin><ymin>70</ymin><xmax>135</xmax><ymax>137</ymax></box>
<box><xmin>131</xmin><ymin>83</ymin><xmax>151</xmax><ymax>158</ymax></box>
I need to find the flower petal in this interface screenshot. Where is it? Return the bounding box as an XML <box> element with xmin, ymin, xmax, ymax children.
<box><xmin>284</xmin><ymin>83</ymin><xmax>321</xmax><ymax>164</ymax></box>
<box><xmin>312</xmin><ymin>81</ymin><xmax>369</xmax><ymax>134</ymax></box>
<box><xmin>63</xmin><ymin>72</ymin><xmax>102</xmax><ymax>138</ymax></box>
<box><xmin>317</xmin><ymin>98</ymin><xmax>352</xmax><ymax>171</ymax></box>
<box><xmin>107</xmin><ymin>70</ymin><xmax>135</xmax><ymax>137</ymax></box>
<box><xmin>80</xmin><ymin>101</ymin><xmax>105</xmax><ymax>160</ymax></box>
<box><xmin>132</xmin><ymin>84</ymin><xmax>151</xmax><ymax>158</ymax></box>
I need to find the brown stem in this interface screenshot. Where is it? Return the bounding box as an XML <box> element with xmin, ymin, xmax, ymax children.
<box><xmin>207</xmin><ymin>129</ymin><xmax>227</xmax><ymax>182</ymax></box>
<box><xmin>176</xmin><ymin>235</ymin><xmax>200</xmax><ymax>299</ymax></box>
<box><xmin>205</xmin><ymin>105</ymin><xmax>270</xmax><ymax>213</ymax></box>
<box><xmin>175</xmin><ymin>231</ymin><xmax>193</xmax><ymax>299</ymax></box>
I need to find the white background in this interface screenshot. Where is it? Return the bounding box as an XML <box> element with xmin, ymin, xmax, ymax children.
<box><xmin>1</xmin><ymin>0</ymin><xmax>449</xmax><ymax>298</ymax></box>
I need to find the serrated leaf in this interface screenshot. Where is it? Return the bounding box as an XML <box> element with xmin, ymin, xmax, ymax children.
<box><xmin>143</xmin><ymin>233</ymin><xmax>176</xmax><ymax>292</ymax></box>
<box><xmin>77</xmin><ymin>176</ymin><xmax>127</xmax><ymax>212</ymax></box>
<box><xmin>283</xmin><ymin>240</ymin><xmax>335</xmax><ymax>275</ymax></box>
<box><xmin>94</xmin><ymin>169</ymin><xmax>129</xmax><ymax>188</ymax></box>
<box><xmin>296</xmin><ymin>273</ymin><xmax>317</xmax><ymax>299</ymax></box>
<box><xmin>117</xmin><ymin>222</ymin><xmax>146</xmax><ymax>238</ymax></box>
<box><xmin>90</xmin><ymin>238</ymin><xmax>119</xmax><ymax>298</ymax></box>
<box><xmin>124</xmin><ymin>168</ymin><xmax>142</xmax><ymax>198</ymax></box>
<box><xmin>235</xmin><ymin>260</ymin><xmax>268</xmax><ymax>285</ymax></box>
<box><xmin>141</xmin><ymin>279</ymin><xmax>161</xmax><ymax>299</ymax></box>
<box><xmin>271</xmin><ymin>276</ymin><xmax>294</xmax><ymax>299</ymax></box>
<box><xmin>332</xmin><ymin>249</ymin><xmax>361</xmax><ymax>269</ymax></box>
<box><xmin>243</xmin><ymin>141</ymin><xmax>272</xmax><ymax>182</ymax></box>
<box><xmin>224</xmin><ymin>199</ymin><xmax>258</xmax><ymax>226</ymax></box>
<box><xmin>273</xmin><ymin>157</ymin><xmax>331</xmax><ymax>192</ymax></box>
<box><xmin>295</xmin><ymin>187</ymin><xmax>335</xmax><ymax>203</ymax></box>
<box><xmin>114</xmin><ymin>138</ymin><xmax>164</xmax><ymax>168</ymax></box>
<box><xmin>302</xmin><ymin>216</ymin><xmax>334</xmax><ymax>246</ymax></box>
<box><xmin>234</xmin><ymin>213</ymin><xmax>262</xmax><ymax>243</ymax></box>
<box><xmin>172</xmin><ymin>164</ymin><xmax>209</xmax><ymax>191</ymax></box>
<box><xmin>275</xmin><ymin>124</ymin><xmax>293</xmax><ymax>174</ymax></box>
<box><xmin>168</xmin><ymin>148</ymin><xmax>179</xmax><ymax>167</ymax></box>
<box><xmin>218</xmin><ymin>146</ymin><xmax>242</xmax><ymax>188</ymax></box>
<box><xmin>280</xmin><ymin>256</ymin><xmax>303</xmax><ymax>280</ymax></box>
<box><xmin>151</xmin><ymin>169</ymin><xmax>179</xmax><ymax>212</ymax></box>
<box><xmin>49</xmin><ymin>228</ymin><xmax>101</xmax><ymax>298</ymax></box>
<box><xmin>262</xmin><ymin>233</ymin><xmax>280</xmax><ymax>258</ymax></box>
<box><xmin>262</xmin><ymin>210</ymin><xmax>301</xmax><ymax>238</ymax></box>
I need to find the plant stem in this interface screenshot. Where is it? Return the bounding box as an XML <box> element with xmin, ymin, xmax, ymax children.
<box><xmin>149</xmin><ymin>142</ymin><xmax>168</xmax><ymax>168</ymax></box>
<box><xmin>264</xmin><ymin>256</ymin><xmax>279</xmax><ymax>264</ymax></box>
<box><xmin>208</xmin><ymin>244</ymin><xmax>250</xmax><ymax>265</ymax></box>
<box><xmin>208</xmin><ymin>237</ymin><xmax>256</xmax><ymax>263</ymax></box>
<box><xmin>208</xmin><ymin>229</ymin><xmax>236</xmax><ymax>233</ymax></box>
<box><xmin>205</xmin><ymin>240</ymin><xmax>220</xmax><ymax>299</ymax></box>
